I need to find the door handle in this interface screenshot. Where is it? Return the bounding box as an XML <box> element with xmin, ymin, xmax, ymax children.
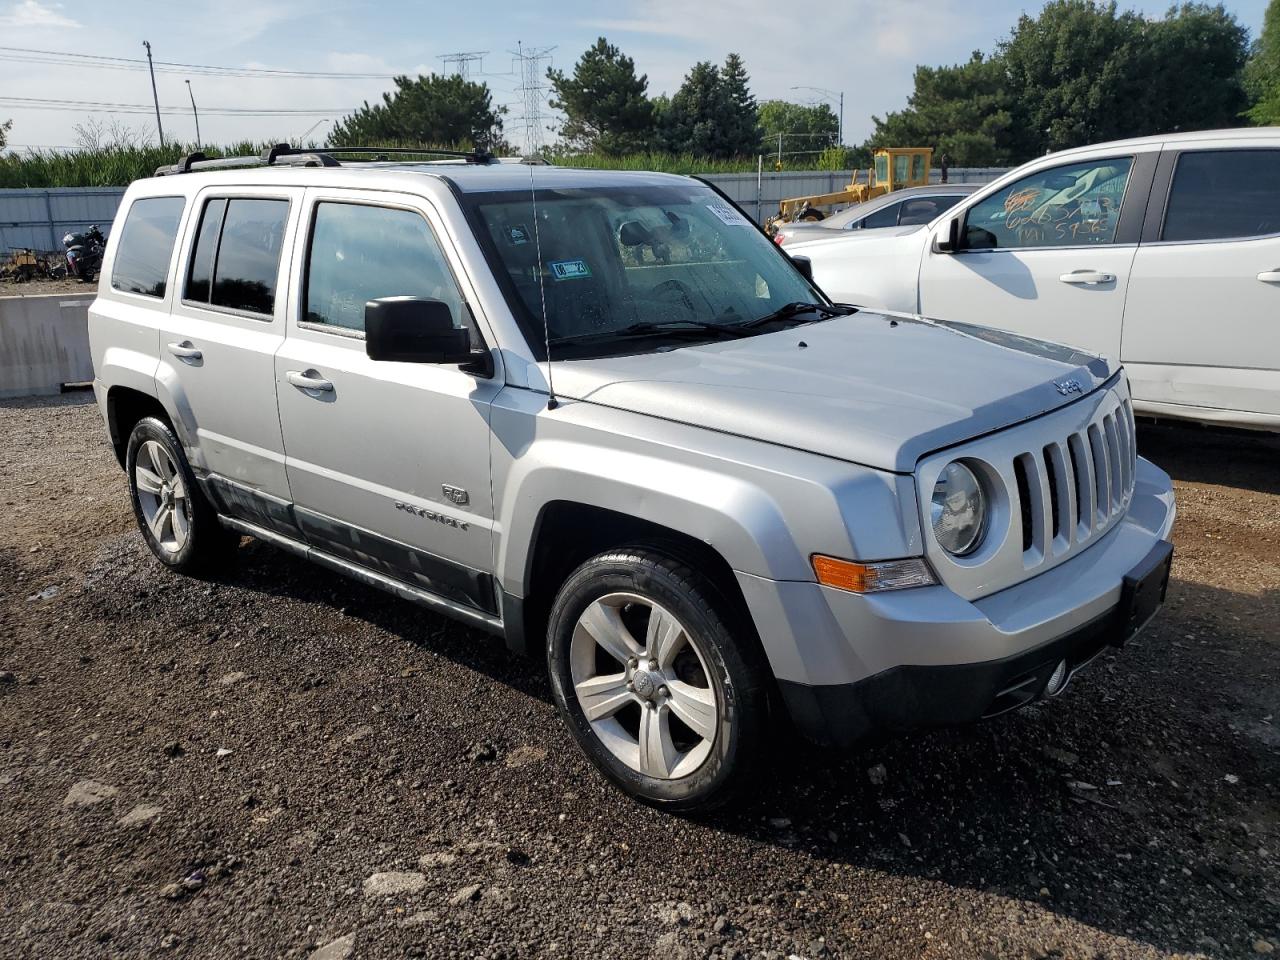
<box><xmin>286</xmin><ymin>369</ymin><xmax>334</xmax><ymax>393</ymax></box>
<box><xmin>166</xmin><ymin>340</ymin><xmax>202</xmax><ymax>361</ymax></box>
<box><xmin>1059</xmin><ymin>270</ymin><xmax>1115</xmax><ymax>285</ymax></box>
<box><xmin>1257</xmin><ymin>270</ymin><xmax>1280</xmax><ymax>283</ymax></box>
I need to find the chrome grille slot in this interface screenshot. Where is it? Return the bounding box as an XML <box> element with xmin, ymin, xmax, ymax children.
<box><xmin>1005</xmin><ymin>390</ymin><xmax>1136</xmax><ymax>577</ymax></box>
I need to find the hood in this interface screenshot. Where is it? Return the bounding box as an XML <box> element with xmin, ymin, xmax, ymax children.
<box><xmin>551</xmin><ymin>311</ymin><xmax>1116</xmax><ymax>473</ymax></box>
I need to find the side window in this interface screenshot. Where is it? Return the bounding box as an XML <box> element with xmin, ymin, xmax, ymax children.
<box><xmin>963</xmin><ymin>157</ymin><xmax>1133</xmax><ymax>250</ymax></box>
<box><xmin>111</xmin><ymin>196</ymin><xmax>185</xmax><ymax>298</ymax></box>
<box><xmin>1162</xmin><ymin>150</ymin><xmax>1280</xmax><ymax>242</ymax></box>
<box><xmin>859</xmin><ymin>202</ymin><xmax>902</xmax><ymax>229</ymax></box>
<box><xmin>184</xmin><ymin>197</ymin><xmax>289</xmax><ymax>316</ymax></box>
<box><xmin>304</xmin><ymin>202</ymin><xmax>467</xmax><ymax>333</ymax></box>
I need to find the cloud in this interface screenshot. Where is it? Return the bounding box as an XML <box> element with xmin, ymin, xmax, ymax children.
<box><xmin>0</xmin><ymin>0</ymin><xmax>81</xmax><ymax>28</ymax></box>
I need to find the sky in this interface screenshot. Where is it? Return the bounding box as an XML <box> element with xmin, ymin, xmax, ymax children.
<box><xmin>0</xmin><ymin>0</ymin><xmax>1271</xmax><ymax>154</ymax></box>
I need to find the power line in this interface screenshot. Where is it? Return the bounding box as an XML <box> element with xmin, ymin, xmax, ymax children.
<box><xmin>0</xmin><ymin>95</ymin><xmax>353</xmax><ymax>117</ymax></box>
<box><xmin>0</xmin><ymin>44</ymin><xmax>401</xmax><ymax>79</ymax></box>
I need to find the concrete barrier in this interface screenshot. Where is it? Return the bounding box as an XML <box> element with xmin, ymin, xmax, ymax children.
<box><xmin>0</xmin><ymin>292</ymin><xmax>96</xmax><ymax>398</ymax></box>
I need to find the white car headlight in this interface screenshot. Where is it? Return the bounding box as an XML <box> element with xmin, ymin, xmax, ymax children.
<box><xmin>931</xmin><ymin>461</ymin><xmax>987</xmax><ymax>556</ymax></box>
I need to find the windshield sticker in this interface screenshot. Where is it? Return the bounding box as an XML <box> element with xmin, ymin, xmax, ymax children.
<box><xmin>550</xmin><ymin>259</ymin><xmax>591</xmax><ymax>281</ymax></box>
<box><xmin>706</xmin><ymin>201</ymin><xmax>748</xmax><ymax>226</ymax></box>
<box><xmin>505</xmin><ymin>224</ymin><xmax>531</xmax><ymax>245</ymax></box>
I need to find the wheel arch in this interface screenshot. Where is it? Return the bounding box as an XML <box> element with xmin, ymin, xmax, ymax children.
<box><xmin>105</xmin><ymin>385</ymin><xmax>171</xmax><ymax>468</ymax></box>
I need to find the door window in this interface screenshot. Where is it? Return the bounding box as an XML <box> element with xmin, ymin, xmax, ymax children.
<box><xmin>1161</xmin><ymin>150</ymin><xmax>1280</xmax><ymax>242</ymax></box>
<box><xmin>110</xmin><ymin>196</ymin><xmax>185</xmax><ymax>299</ymax></box>
<box><xmin>858</xmin><ymin>201</ymin><xmax>902</xmax><ymax>229</ymax></box>
<box><xmin>963</xmin><ymin>158</ymin><xmax>1133</xmax><ymax>250</ymax></box>
<box><xmin>184</xmin><ymin>197</ymin><xmax>289</xmax><ymax>316</ymax></box>
<box><xmin>303</xmin><ymin>202</ymin><xmax>467</xmax><ymax>333</ymax></box>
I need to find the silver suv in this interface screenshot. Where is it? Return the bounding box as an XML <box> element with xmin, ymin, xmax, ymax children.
<box><xmin>88</xmin><ymin>146</ymin><xmax>1176</xmax><ymax>811</ymax></box>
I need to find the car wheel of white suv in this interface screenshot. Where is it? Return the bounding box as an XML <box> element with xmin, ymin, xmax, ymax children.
<box><xmin>125</xmin><ymin>417</ymin><xmax>237</xmax><ymax>574</ymax></box>
<box><xmin>547</xmin><ymin>547</ymin><xmax>767</xmax><ymax>811</ymax></box>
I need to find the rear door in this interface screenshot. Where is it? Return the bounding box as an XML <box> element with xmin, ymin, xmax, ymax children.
<box><xmin>918</xmin><ymin>152</ymin><xmax>1156</xmax><ymax>361</ymax></box>
<box><xmin>274</xmin><ymin>188</ymin><xmax>502</xmax><ymax>615</ymax></box>
<box><xmin>1122</xmin><ymin>142</ymin><xmax>1280</xmax><ymax>422</ymax></box>
<box><xmin>157</xmin><ymin>187</ymin><xmax>301</xmax><ymax>531</ymax></box>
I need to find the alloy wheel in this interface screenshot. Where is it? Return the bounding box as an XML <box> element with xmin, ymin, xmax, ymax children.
<box><xmin>134</xmin><ymin>439</ymin><xmax>191</xmax><ymax>554</ymax></box>
<box><xmin>569</xmin><ymin>592</ymin><xmax>720</xmax><ymax>780</ymax></box>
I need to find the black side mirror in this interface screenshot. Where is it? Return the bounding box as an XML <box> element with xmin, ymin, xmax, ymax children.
<box><xmin>933</xmin><ymin>216</ymin><xmax>962</xmax><ymax>253</ymax></box>
<box><xmin>365</xmin><ymin>297</ymin><xmax>472</xmax><ymax>364</ymax></box>
<box><xmin>789</xmin><ymin>254</ymin><xmax>814</xmax><ymax>283</ymax></box>
<box><xmin>618</xmin><ymin>220</ymin><xmax>652</xmax><ymax>247</ymax></box>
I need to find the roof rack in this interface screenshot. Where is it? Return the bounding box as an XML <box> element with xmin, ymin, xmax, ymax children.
<box><xmin>155</xmin><ymin>143</ymin><xmax>495</xmax><ymax>177</ymax></box>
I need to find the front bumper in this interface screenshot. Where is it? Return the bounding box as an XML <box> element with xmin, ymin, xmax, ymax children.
<box><xmin>739</xmin><ymin>456</ymin><xmax>1176</xmax><ymax>747</ymax></box>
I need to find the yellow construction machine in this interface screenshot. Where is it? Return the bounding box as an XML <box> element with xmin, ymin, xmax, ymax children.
<box><xmin>768</xmin><ymin>147</ymin><xmax>933</xmax><ymax>233</ymax></box>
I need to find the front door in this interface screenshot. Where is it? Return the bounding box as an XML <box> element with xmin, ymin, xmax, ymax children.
<box><xmin>274</xmin><ymin>189</ymin><xmax>502</xmax><ymax>614</ymax></box>
<box><xmin>1122</xmin><ymin>144</ymin><xmax>1280</xmax><ymax>421</ymax></box>
<box><xmin>919</xmin><ymin>154</ymin><xmax>1149</xmax><ymax>364</ymax></box>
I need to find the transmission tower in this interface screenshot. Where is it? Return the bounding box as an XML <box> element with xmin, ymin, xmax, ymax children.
<box><xmin>439</xmin><ymin>51</ymin><xmax>487</xmax><ymax>80</ymax></box>
<box><xmin>510</xmin><ymin>42</ymin><xmax>555</xmax><ymax>155</ymax></box>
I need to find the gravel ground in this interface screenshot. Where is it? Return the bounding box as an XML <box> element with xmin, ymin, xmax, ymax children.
<box><xmin>0</xmin><ymin>277</ymin><xmax>96</xmax><ymax>297</ymax></box>
<box><xmin>1</xmin><ymin>393</ymin><xmax>1277</xmax><ymax>960</ymax></box>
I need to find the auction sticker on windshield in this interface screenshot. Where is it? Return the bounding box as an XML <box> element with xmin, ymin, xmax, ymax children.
<box><xmin>550</xmin><ymin>259</ymin><xmax>591</xmax><ymax>281</ymax></box>
<box><xmin>707</xmin><ymin>202</ymin><xmax>749</xmax><ymax>226</ymax></box>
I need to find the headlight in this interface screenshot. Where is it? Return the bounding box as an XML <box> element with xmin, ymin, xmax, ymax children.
<box><xmin>931</xmin><ymin>461</ymin><xmax>986</xmax><ymax>556</ymax></box>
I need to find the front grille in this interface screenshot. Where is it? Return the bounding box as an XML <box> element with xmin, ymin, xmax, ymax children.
<box><xmin>1010</xmin><ymin>395</ymin><xmax>1136</xmax><ymax>571</ymax></box>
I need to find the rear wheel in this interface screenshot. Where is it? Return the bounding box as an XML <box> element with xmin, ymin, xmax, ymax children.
<box><xmin>547</xmin><ymin>548</ymin><xmax>767</xmax><ymax>811</ymax></box>
<box><xmin>125</xmin><ymin>417</ymin><xmax>236</xmax><ymax>574</ymax></box>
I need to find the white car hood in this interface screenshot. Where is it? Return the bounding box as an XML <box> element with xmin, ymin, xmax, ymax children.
<box><xmin>550</xmin><ymin>311</ymin><xmax>1116</xmax><ymax>473</ymax></box>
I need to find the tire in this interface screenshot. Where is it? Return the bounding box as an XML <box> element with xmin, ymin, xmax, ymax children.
<box><xmin>125</xmin><ymin>416</ymin><xmax>236</xmax><ymax>575</ymax></box>
<box><xmin>547</xmin><ymin>547</ymin><xmax>768</xmax><ymax>811</ymax></box>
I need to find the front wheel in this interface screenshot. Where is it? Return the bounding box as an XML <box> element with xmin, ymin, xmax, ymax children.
<box><xmin>547</xmin><ymin>548</ymin><xmax>768</xmax><ymax>811</ymax></box>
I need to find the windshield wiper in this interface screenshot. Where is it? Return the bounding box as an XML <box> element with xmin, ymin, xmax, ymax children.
<box><xmin>734</xmin><ymin>301</ymin><xmax>858</xmax><ymax>330</ymax></box>
<box><xmin>552</xmin><ymin>319</ymin><xmax>751</xmax><ymax>345</ymax></box>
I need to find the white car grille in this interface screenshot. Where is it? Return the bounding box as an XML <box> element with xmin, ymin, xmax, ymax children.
<box><xmin>915</xmin><ymin>378</ymin><xmax>1137</xmax><ymax>602</ymax></box>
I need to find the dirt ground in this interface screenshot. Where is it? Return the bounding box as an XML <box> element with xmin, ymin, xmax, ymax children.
<box><xmin>0</xmin><ymin>393</ymin><xmax>1276</xmax><ymax>960</ymax></box>
<box><xmin>0</xmin><ymin>277</ymin><xmax>96</xmax><ymax>297</ymax></box>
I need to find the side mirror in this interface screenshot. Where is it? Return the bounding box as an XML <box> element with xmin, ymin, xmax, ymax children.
<box><xmin>365</xmin><ymin>297</ymin><xmax>472</xmax><ymax>364</ymax></box>
<box><xmin>789</xmin><ymin>254</ymin><xmax>814</xmax><ymax>283</ymax></box>
<box><xmin>618</xmin><ymin>220</ymin><xmax>652</xmax><ymax>247</ymax></box>
<box><xmin>932</xmin><ymin>216</ymin><xmax>962</xmax><ymax>254</ymax></box>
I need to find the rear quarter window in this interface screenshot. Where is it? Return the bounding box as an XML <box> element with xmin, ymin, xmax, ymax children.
<box><xmin>110</xmin><ymin>196</ymin><xmax>186</xmax><ymax>299</ymax></box>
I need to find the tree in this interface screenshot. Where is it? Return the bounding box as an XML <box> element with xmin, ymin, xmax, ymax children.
<box><xmin>1142</xmin><ymin>4</ymin><xmax>1248</xmax><ymax>134</ymax></box>
<box><xmin>866</xmin><ymin>53</ymin><xmax>1014</xmax><ymax>166</ymax></box>
<box><xmin>758</xmin><ymin>100</ymin><xmax>840</xmax><ymax>162</ymax></box>
<box><xmin>548</xmin><ymin>38</ymin><xmax>654</xmax><ymax>154</ymax></box>
<box><xmin>1246</xmin><ymin>0</ymin><xmax>1280</xmax><ymax>123</ymax></box>
<box><xmin>718</xmin><ymin>54</ymin><xmax>763</xmax><ymax>156</ymax></box>
<box><xmin>331</xmin><ymin>74</ymin><xmax>504</xmax><ymax>150</ymax></box>
<box><xmin>0</xmin><ymin>119</ymin><xmax>10</xmax><ymax>151</ymax></box>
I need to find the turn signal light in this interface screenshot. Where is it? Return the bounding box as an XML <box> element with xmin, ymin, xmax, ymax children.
<box><xmin>811</xmin><ymin>555</ymin><xmax>936</xmax><ymax>593</ymax></box>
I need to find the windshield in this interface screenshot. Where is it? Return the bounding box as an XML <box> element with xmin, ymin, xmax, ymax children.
<box><xmin>465</xmin><ymin>183</ymin><xmax>823</xmax><ymax>358</ymax></box>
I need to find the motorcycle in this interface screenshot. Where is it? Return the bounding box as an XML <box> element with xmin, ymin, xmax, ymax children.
<box><xmin>63</xmin><ymin>225</ymin><xmax>105</xmax><ymax>282</ymax></box>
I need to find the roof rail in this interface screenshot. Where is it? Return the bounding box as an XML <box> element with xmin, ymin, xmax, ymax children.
<box><xmin>154</xmin><ymin>143</ymin><xmax>494</xmax><ymax>177</ymax></box>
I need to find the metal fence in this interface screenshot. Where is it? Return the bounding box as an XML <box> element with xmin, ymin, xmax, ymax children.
<box><xmin>0</xmin><ymin>167</ymin><xmax>1010</xmax><ymax>247</ymax></box>
<box><xmin>0</xmin><ymin>187</ymin><xmax>127</xmax><ymax>252</ymax></box>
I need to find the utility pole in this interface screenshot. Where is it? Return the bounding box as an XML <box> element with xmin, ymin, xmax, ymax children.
<box><xmin>185</xmin><ymin>80</ymin><xmax>200</xmax><ymax>147</ymax></box>
<box><xmin>143</xmin><ymin>41</ymin><xmax>165</xmax><ymax>147</ymax></box>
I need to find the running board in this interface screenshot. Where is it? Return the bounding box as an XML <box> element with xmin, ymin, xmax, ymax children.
<box><xmin>219</xmin><ymin>515</ymin><xmax>504</xmax><ymax>636</ymax></box>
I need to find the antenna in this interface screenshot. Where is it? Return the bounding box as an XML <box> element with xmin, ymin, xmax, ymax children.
<box><xmin>527</xmin><ymin>162</ymin><xmax>557</xmax><ymax>409</ymax></box>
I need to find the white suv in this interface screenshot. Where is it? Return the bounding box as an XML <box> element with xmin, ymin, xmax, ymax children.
<box><xmin>88</xmin><ymin>146</ymin><xmax>1175</xmax><ymax>810</ymax></box>
<box><xmin>794</xmin><ymin>128</ymin><xmax>1280</xmax><ymax>432</ymax></box>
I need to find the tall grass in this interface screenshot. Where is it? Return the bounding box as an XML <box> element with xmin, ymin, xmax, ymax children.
<box><xmin>0</xmin><ymin>141</ymin><xmax>824</xmax><ymax>188</ymax></box>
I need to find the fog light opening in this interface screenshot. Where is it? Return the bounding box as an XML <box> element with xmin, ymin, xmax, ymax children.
<box><xmin>1044</xmin><ymin>659</ymin><xmax>1069</xmax><ymax>697</ymax></box>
